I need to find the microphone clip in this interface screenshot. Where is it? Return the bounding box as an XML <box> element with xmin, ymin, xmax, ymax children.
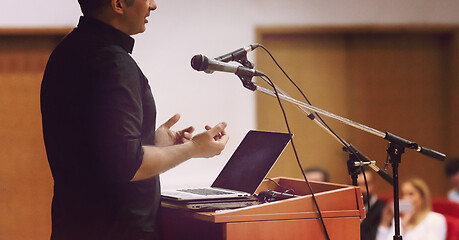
<box><xmin>235</xmin><ymin>56</ymin><xmax>255</xmax><ymax>69</ymax></box>
<box><xmin>238</xmin><ymin>75</ymin><xmax>257</xmax><ymax>91</ymax></box>
<box><xmin>235</xmin><ymin>58</ymin><xmax>257</xmax><ymax>91</ymax></box>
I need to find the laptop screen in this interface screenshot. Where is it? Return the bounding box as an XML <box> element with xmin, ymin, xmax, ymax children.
<box><xmin>211</xmin><ymin>130</ymin><xmax>292</xmax><ymax>194</ymax></box>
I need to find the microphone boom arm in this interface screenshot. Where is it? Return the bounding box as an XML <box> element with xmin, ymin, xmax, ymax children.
<box><xmin>256</xmin><ymin>85</ymin><xmax>385</xmax><ymax>137</ymax></box>
<box><xmin>255</xmin><ymin>84</ymin><xmax>446</xmax><ymax>161</ymax></box>
<box><xmin>256</xmin><ymin>81</ymin><xmax>394</xmax><ymax>185</ymax></box>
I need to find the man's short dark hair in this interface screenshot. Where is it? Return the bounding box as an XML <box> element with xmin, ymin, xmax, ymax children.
<box><xmin>445</xmin><ymin>157</ymin><xmax>459</xmax><ymax>177</ymax></box>
<box><xmin>78</xmin><ymin>0</ymin><xmax>110</xmax><ymax>15</ymax></box>
<box><xmin>78</xmin><ymin>0</ymin><xmax>135</xmax><ymax>15</ymax></box>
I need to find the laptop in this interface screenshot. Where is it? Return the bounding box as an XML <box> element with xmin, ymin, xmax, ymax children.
<box><xmin>161</xmin><ymin>197</ymin><xmax>259</xmax><ymax>211</ymax></box>
<box><xmin>161</xmin><ymin>130</ymin><xmax>292</xmax><ymax>202</ymax></box>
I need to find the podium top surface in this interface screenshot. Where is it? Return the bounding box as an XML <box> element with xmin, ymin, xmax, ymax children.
<box><xmin>162</xmin><ymin>177</ymin><xmax>365</xmax><ymax>223</ymax></box>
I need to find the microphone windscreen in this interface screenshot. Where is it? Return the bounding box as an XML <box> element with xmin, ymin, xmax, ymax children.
<box><xmin>191</xmin><ymin>54</ymin><xmax>208</xmax><ymax>71</ymax></box>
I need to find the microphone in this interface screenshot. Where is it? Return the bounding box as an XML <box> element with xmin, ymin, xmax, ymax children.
<box><xmin>214</xmin><ymin>44</ymin><xmax>260</xmax><ymax>63</ymax></box>
<box><xmin>191</xmin><ymin>54</ymin><xmax>264</xmax><ymax>77</ymax></box>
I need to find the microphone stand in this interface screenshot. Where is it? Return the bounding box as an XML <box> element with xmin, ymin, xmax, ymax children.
<box><xmin>235</xmin><ymin>72</ymin><xmax>446</xmax><ymax>240</ymax></box>
<box><xmin>253</xmin><ymin>84</ymin><xmax>446</xmax><ymax>161</ymax></box>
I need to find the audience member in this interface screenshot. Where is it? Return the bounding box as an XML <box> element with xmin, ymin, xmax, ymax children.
<box><xmin>445</xmin><ymin>157</ymin><xmax>459</xmax><ymax>203</ymax></box>
<box><xmin>304</xmin><ymin>167</ymin><xmax>330</xmax><ymax>182</ymax></box>
<box><xmin>358</xmin><ymin>171</ymin><xmax>386</xmax><ymax>240</ymax></box>
<box><xmin>376</xmin><ymin>178</ymin><xmax>446</xmax><ymax>240</ymax></box>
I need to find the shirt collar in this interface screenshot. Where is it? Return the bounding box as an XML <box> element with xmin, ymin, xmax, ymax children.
<box><xmin>76</xmin><ymin>16</ymin><xmax>135</xmax><ymax>54</ymax></box>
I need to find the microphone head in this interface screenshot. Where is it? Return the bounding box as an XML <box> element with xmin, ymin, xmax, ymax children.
<box><xmin>191</xmin><ymin>54</ymin><xmax>209</xmax><ymax>71</ymax></box>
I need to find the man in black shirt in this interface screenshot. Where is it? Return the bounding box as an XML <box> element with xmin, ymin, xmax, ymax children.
<box><xmin>40</xmin><ymin>0</ymin><xmax>229</xmax><ymax>239</ymax></box>
<box><xmin>358</xmin><ymin>172</ymin><xmax>386</xmax><ymax>240</ymax></box>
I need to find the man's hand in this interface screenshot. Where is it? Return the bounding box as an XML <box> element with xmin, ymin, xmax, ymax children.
<box><xmin>155</xmin><ymin>114</ymin><xmax>195</xmax><ymax>147</ymax></box>
<box><xmin>133</xmin><ymin>120</ymin><xmax>229</xmax><ymax>181</ymax></box>
<box><xmin>189</xmin><ymin>122</ymin><xmax>229</xmax><ymax>158</ymax></box>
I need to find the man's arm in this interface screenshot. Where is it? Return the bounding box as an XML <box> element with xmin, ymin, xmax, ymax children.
<box><xmin>131</xmin><ymin>122</ymin><xmax>228</xmax><ymax>181</ymax></box>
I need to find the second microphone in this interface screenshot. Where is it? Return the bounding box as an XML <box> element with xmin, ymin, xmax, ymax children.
<box><xmin>191</xmin><ymin>54</ymin><xmax>264</xmax><ymax>77</ymax></box>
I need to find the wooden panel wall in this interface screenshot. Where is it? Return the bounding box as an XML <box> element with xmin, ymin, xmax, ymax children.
<box><xmin>255</xmin><ymin>31</ymin><xmax>351</xmax><ymax>182</ymax></box>
<box><xmin>346</xmin><ymin>32</ymin><xmax>451</xmax><ymax>196</ymax></box>
<box><xmin>255</xmin><ymin>26</ymin><xmax>459</xmax><ymax>197</ymax></box>
<box><xmin>0</xmin><ymin>29</ymin><xmax>69</xmax><ymax>240</ymax></box>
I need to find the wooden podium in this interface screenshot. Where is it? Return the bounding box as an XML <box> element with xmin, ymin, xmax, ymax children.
<box><xmin>161</xmin><ymin>177</ymin><xmax>365</xmax><ymax>240</ymax></box>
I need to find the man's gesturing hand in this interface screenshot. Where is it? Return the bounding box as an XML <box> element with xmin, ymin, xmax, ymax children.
<box><xmin>190</xmin><ymin>122</ymin><xmax>229</xmax><ymax>158</ymax></box>
<box><xmin>155</xmin><ymin>114</ymin><xmax>195</xmax><ymax>147</ymax></box>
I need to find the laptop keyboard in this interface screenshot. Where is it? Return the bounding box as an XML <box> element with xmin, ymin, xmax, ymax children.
<box><xmin>177</xmin><ymin>188</ymin><xmax>233</xmax><ymax>196</ymax></box>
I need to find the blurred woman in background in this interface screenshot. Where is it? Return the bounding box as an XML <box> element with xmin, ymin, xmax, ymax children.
<box><xmin>376</xmin><ymin>178</ymin><xmax>446</xmax><ymax>240</ymax></box>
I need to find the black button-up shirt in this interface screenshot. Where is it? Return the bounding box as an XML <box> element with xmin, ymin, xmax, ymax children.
<box><xmin>41</xmin><ymin>16</ymin><xmax>160</xmax><ymax>240</ymax></box>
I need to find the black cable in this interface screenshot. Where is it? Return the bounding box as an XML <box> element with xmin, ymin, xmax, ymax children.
<box><xmin>264</xmin><ymin>177</ymin><xmax>295</xmax><ymax>194</ymax></box>
<box><xmin>257</xmin><ymin>45</ymin><xmax>351</xmax><ymax>148</ymax></box>
<box><xmin>260</xmin><ymin>74</ymin><xmax>331</xmax><ymax>240</ymax></box>
<box><xmin>361</xmin><ymin>167</ymin><xmax>371</xmax><ymax>211</ymax></box>
<box><xmin>257</xmin><ymin>44</ymin><xmax>366</xmax><ymax>163</ymax></box>
<box><xmin>257</xmin><ymin>44</ymin><xmax>373</xmax><ymax>209</ymax></box>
